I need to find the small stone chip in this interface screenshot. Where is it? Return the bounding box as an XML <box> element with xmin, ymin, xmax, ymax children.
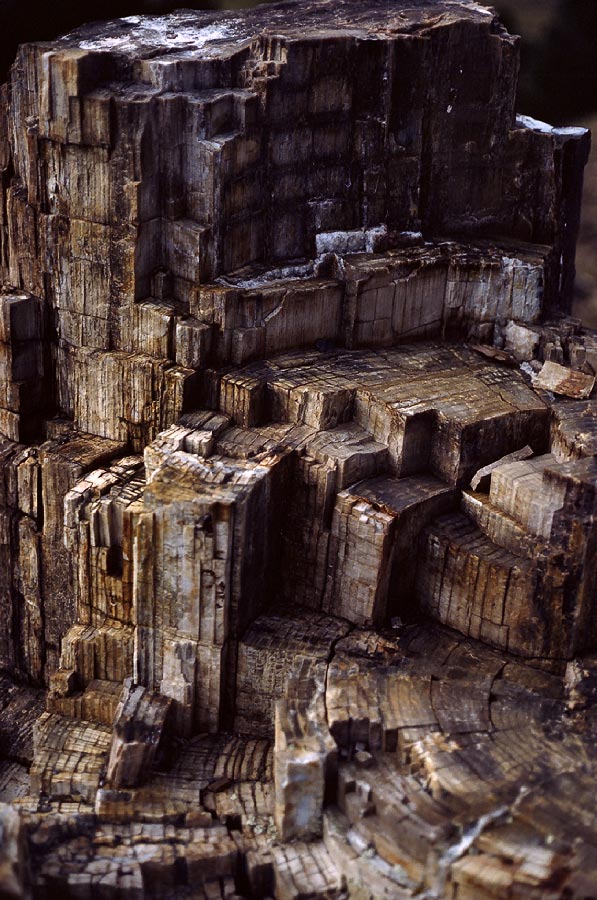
<box><xmin>470</xmin><ymin>445</ymin><xmax>534</xmax><ymax>492</ymax></box>
<box><xmin>533</xmin><ymin>360</ymin><xmax>595</xmax><ymax>399</ymax></box>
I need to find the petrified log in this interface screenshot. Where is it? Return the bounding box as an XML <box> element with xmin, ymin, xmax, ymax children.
<box><xmin>0</xmin><ymin>1</ymin><xmax>595</xmax><ymax>898</ymax></box>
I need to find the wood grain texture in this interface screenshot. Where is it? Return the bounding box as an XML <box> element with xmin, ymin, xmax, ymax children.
<box><xmin>0</xmin><ymin>1</ymin><xmax>595</xmax><ymax>897</ymax></box>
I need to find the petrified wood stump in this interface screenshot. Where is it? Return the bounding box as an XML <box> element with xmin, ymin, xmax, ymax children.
<box><xmin>0</xmin><ymin>1</ymin><xmax>595</xmax><ymax>897</ymax></box>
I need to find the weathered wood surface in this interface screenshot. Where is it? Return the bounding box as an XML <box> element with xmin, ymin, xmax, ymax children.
<box><xmin>0</xmin><ymin>0</ymin><xmax>595</xmax><ymax>897</ymax></box>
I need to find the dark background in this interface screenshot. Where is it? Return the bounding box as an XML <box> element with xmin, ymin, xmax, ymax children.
<box><xmin>0</xmin><ymin>0</ymin><xmax>595</xmax><ymax>321</ymax></box>
<box><xmin>489</xmin><ymin>0</ymin><xmax>597</xmax><ymax>326</ymax></box>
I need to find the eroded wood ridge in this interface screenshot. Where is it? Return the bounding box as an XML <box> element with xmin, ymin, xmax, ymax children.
<box><xmin>0</xmin><ymin>0</ymin><xmax>594</xmax><ymax>897</ymax></box>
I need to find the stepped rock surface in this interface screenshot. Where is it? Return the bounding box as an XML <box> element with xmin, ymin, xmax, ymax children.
<box><xmin>0</xmin><ymin>0</ymin><xmax>595</xmax><ymax>897</ymax></box>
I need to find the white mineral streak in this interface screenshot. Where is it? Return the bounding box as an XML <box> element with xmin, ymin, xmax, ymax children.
<box><xmin>516</xmin><ymin>114</ymin><xmax>589</xmax><ymax>139</ymax></box>
<box><xmin>446</xmin><ymin>1</ymin><xmax>494</xmax><ymax>16</ymax></box>
<box><xmin>315</xmin><ymin>225</ymin><xmax>387</xmax><ymax>257</ymax></box>
<box><xmin>516</xmin><ymin>114</ymin><xmax>555</xmax><ymax>134</ymax></box>
<box><xmin>78</xmin><ymin>20</ymin><xmax>235</xmax><ymax>53</ymax></box>
<box><xmin>223</xmin><ymin>229</ymin><xmax>421</xmax><ymax>290</ymax></box>
<box><xmin>504</xmin><ymin>321</ymin><xmax>540</xmax><ymax>361</ymax></box>
<box><xmin>554</xmin><ymin>125</ymin><xmax>590</xmax><ymax>137</ymax></box>
<box><xmin>220</xmin><ymin>263</ymin><xmax>315</xmax><ymax>290</ymax></box>
<box><xmin>429</xmin><ymin>805</ymin><xmax>510</xmax><ymax>898</ymax></box>
<box><xmin>520</xmin><ymin>361</ymin><xmax>537</xmax><ymax>379</ymax></box>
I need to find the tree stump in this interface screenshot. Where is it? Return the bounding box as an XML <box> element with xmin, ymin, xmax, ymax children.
<box><xmin>0</xmin><ymin>1</ymin><xmax>595</xmax><ymax>897</ymax></box>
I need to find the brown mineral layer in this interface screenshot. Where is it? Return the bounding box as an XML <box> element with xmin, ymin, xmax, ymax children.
<box><xmin>0</xmin><ymin>1</ymin><xmax>595</xmax><ymax>898</ymax></box>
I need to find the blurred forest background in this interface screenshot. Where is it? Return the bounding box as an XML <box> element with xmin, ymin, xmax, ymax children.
<box><xmin>0</xmin><ymin>0</ymin><xmax>595</xmax><ymax>322</ymax></box>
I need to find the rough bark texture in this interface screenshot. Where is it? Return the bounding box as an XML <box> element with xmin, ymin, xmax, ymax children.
<box><xmin>0</xmin><ymin>1</ymin><xmax>595</xmax><ymax>898</ymax></box>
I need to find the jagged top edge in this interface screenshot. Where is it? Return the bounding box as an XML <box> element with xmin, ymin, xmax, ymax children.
<box><xmin>41</xmin><ymin>0</ymin><xmax>503</xmax><ymax>59</ymax></box>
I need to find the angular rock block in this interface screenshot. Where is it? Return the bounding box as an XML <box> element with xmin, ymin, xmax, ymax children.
<box><xmin>274</xmin><ymin>659</ymin><xmax>336</xmax><ymax>843</ymax></box>
<box><xmin>235</xmin><ymin>609</ymin><xmax>350</xmax><ymax>737</ymax></box>
<box><xmin>133</xmin><ymin>429</ymin><xmax>290</xmax><ymax>734</ymax></box>
<box><xmin>417</xmin><ymin>512</ymin><xmax>537</xmax><ymax>656</ymax></box>
<box><xmin>417</xmin><ymin>453</ymin><xmax>597</xmax><ymax>662</ymax></box>
<box><xmin>105</xmin><ymin>680</ymin><xmax>172</xmax><ymax>789</ymax></box>
<box><xmin>323</xmin><ymin>474</ymin><xmax>457</xmax><ymax>626</ymax></box>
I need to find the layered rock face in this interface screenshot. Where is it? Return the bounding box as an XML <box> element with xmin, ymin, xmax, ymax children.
<box><xmin>0</xmin><ymin>1</ymin><xmax>596</xmax><ymax>898</ymax></box>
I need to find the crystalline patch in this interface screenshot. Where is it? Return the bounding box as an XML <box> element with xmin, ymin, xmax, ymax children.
<box><xmin>315</xmin><ymin>226</ymin><xmax>387</xmax><ymax>257</ymax></box>
<box><xmin>516</xmin><ymin>114</ymin><xmax>589</xmax><ymax>139</ymax></box>
<box><xmin>76</xmin><ymin>19</ymin><xmax>236</xmax><ymax>54</ymax></box>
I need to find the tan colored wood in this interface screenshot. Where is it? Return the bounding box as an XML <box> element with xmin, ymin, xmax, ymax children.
<box><xmin>0</xmin><ymin>1</ymin><xmax>595</xmax><ymax>897</ymax></box>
